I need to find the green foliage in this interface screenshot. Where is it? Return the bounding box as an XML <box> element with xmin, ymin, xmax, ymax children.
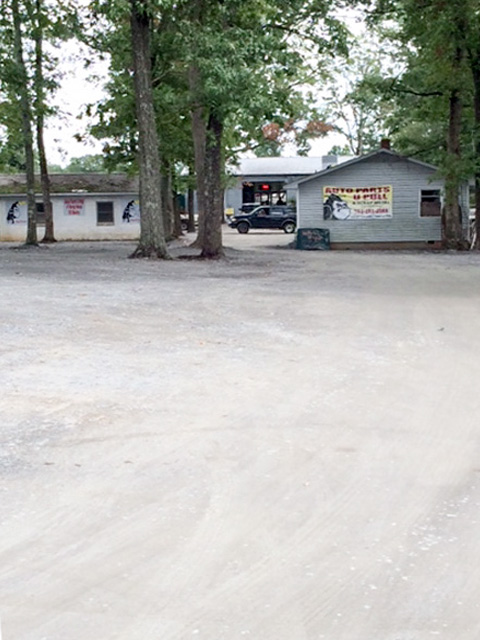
<box><xmin>0</xmin><ymin>0</ymin><xmax>82</xmax><ymax>171</ymax></box>
<box><xmin>364</xmin><ymin>0</ymin><xmax>479</xmax><ymax>247</ymax></box>
<box><xmin>63</xmin><ymin>154</ymin><xmax>106</xmax><ymax>172</ymax></box>
<box><xmin>0</xmin><ymin>131</ymin><xmax>26</xmax><ymax>171</ymax></box>
<box><xmin>0</xmin><ymin>88</ymin><xmax>25</xmax><ymax>170</ymax></box>
<box><xmin>327</xmin><ymin>142</ymin><xmax>353</xmax><ymax>155</ymax></box>
<box><xmin>179</xmin><ymin>0</ymin><xmax>347</xmax><ymax>153</ymax></box>
<box><xmin>84</xmin><ymin>0</ymin><xmax>350</xmax><ymax>172</ymax></box>
<box><xmin>338</xmin><ymin>0</ymin><xmax>478</xmax><ymax>172</ymax></box>
<box><xmin>319</xmin><ymin>37</ymin><xmax>398</xmax><ymax>155</ymax></box>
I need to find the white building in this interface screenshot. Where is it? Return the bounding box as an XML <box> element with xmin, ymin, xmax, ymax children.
<box><xmin>0</xmin><ymin>174</ymin><xmax>140</xmax><ymax>242</ymax></box>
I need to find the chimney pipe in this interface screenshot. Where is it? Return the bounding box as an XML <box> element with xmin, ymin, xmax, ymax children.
<box><xmin>380</xmin><ymin>138</ymin><xmax>391</xmax><ymax>150</ymax></box>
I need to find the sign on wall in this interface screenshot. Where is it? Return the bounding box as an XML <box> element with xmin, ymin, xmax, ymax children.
<box><xmin>5</xmin><ymin>200</ymin><xmax>27</xmax><ymax>225</ymax></box>
<box><xmin>122</xmin><ymin>199</ymin><xmax>140</xmax><ymax>223</ymax></box>
<box><xmin>64</xmin><ymin>198</ymin><xmax>85</xmax><ymax>216</ymax></box>
<box><xmin>323</xmin><ymin>186</ymin><xmax>392</xmax><ymax>220</ymax></box>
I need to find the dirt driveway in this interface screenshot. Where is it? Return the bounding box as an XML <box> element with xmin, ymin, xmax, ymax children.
<box><xmin>1</xmin><ymin>229</ymin><xmax>480</xmax><ymax>640</ymax></box>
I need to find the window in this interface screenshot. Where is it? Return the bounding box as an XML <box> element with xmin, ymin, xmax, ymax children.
<box><xmin>272</xmin><ymin>191</ymin><xmax>287</xmax><ymax>206</ymax></box>
<box><xmin>249</xmin><ymin>181</ymin><xmax>284</xmax><ymax>205</ymax></box>
<box><xmin>36</xmin><ymin>202</ymin><xmax>45</xmax><ymax>225</ymax></box>
<box><xmin>420</xmin><ymin>190</ymin><xmax>441</xmax><ymax>217</ymax></box>
<box><xmin>97</xmin><ymin>201</ymin><xmax>114</xmax><ymax>225</ymax></box>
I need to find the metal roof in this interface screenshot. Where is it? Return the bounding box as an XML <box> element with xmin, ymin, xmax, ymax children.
<box><xmin>295</xmin><ymin>149</ymin><xmax>440</xmax><ymax>186</ymax></box>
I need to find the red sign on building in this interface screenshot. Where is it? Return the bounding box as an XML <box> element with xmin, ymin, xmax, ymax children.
<box><xmin>64</xmin><ymin>198</ymin><xmax>85</xmax><ymax>216</ymax></box>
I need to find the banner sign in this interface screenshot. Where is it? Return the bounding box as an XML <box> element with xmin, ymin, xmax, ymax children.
<box><xmin>64</xmin><ymin>198</ymin><xmax>85</xmax><ymax>216</ymax></box>
<box><xmin>122</xmin><ymin>199</ymin><xmax>140</xmax><ymax>223</ymax></box>
<box><xmin>323</xmin><ymin>186</ymin><xmax>392</xmax><ymax>220</ymax></box>
<box><xmin>6</xmin><ymin>200</ymin><xmax>27</xmax><ymax>225</ymax></box>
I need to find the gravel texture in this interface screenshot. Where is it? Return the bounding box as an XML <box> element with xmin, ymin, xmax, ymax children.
<box><xmin>1</xmin><ymin>228</ymin><xmax>480</xmax><ymax>639</ymax></box>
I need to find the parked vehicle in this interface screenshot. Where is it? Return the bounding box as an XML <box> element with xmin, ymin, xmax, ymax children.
<box><xmin>239</xmin><ymin>203</ymin><xmax>260</xmax><ymax>214</ymax></box>
<box><xmin>228</xmin><ymin>205</ymin><xmax>297</xmax><ymax>234</ymax></box>
<box><xmin>180</xmin><ymin>213</ymin><xmax>198</xmax><ymax>231</ymax></box>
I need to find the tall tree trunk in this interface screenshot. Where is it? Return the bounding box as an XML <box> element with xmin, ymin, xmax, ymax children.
<box><xmin>33</xmin><ymin>0</ymin><xmax>55</xmax><ymax>243</ymax></box>
<box><xmin>189</xmin><ymin>64</ymin><xmax>207</xmax><ymax>248</ymax></box>
<box><xmin>470</xmin><ymin>59</ymin><xmax>480</xmax><ymax>250</ymax></box>
<box><xmin>172</xmin><ymin>189</ymin><xmax>183</xmax><ymax>238</ymax></box>
<box><xmin>442</xmin><ymin>3</ymin><xmax>468</xmax><ymax>251</ymax></box>
<box><xmin>37</xmin><ymin>122</ymin><xmax>54</xmax><ymax>242</ymax></box>
<box><xmin>160</xmin><ymin>172</ymin><xmax>172</xmax><ymax>239</ymax></box>
<box><xmin>12</xmin><ymin>0</ymin><xmax>37</xmax><ymax>246</ymax></box>
<box><xmin>442</xmin><ymin>46</ymin><xmax>465</xmax><ymax>250</ymax></box>
<box><xmin>187</xmin><ymin>171</ymin><xmax>195</xmax><ymax>233</ymax></box>
<box><xmin>201</xmin><ymin>113</ymin><xmax>224</xmax><ymax>258</ymax></box>
<box><xmin>129</xmin><ymin>0</ymin><xmax>169</xmax><ymax>259</ymax></box>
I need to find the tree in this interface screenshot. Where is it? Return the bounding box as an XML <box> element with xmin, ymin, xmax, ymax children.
<box><xmin>320</xmin><ymin>40</ymin><xmax>397</xmax><ymax>156</ymax></box>
<box><xmin>29</xmin><ymin>0</ymin><xmax>55</xmax><ymax>242</ymax></box>
<box><xmin>0</xmin><ymin>0</ymin><xmax>78</xmax><ymax>243</ymax></box>
<box><xmin>129</xmin><ymin>0</ymin><xmax>169</xmax><ymax>258</ymax></box>
<box><xmin>85</xmin><ymin>0</ymin><xmax>349</xmax><ymax>257</ymax></box>
<box><xmin>180</xmin><ymin>0</ymin><xmax>349</xmax><ymax>257</ymax></box>
<box><xmin>86</xmin><ymin>0</ymin><xmax>194</xmax><ymax>243</ymax></box>
<box><xmin>462</xmin><ymin>1</ymin><xmax>480</xmax><ymax>249</ymax></box>
<box><xmin>368</xmin><ymin>0</ymin><xmax>473</xmax><ymax>249</ymax></box>
<box><xmin>256</xmin><ymin>119</ymin><xmax>334</xmax><ymax>157</ymax></box>
<box><xmin>64</xmin><ymin>154</ymin><xmax>106</xmax><ymax>173</ymax></box>
<box><xmin>10</xmin><ymin>0</ymin><xmax>38</xmax><ymax>245</ymax></box>
<box><xmin>0</xmin><ymin>107</ymin><xmax>25</xmax><ymax>172</ymax></box>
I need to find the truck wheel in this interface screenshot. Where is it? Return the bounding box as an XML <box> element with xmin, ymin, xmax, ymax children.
<box><xmin>237</xmin><ymin>221</ymin><xmax>250</xmax><ymax>234</ymax></box>
<box><xmin>283</xmin><ymin>221</ymin><xmax>296</xmax><ymax>234</ymax></box>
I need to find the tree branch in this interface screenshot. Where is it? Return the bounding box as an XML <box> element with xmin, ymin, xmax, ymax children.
<box><xmin>387</xmin><ymin>77</ymin><xmax>444</xmax><ymax>98</ymax></box>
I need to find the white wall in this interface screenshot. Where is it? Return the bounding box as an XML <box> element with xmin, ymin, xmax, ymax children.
<box><xmin>0</xmin><ymin>193</ymin><xmax>140</xmax><ymax>242</ymax></box>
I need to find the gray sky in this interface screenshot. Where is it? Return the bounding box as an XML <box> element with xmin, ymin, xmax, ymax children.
<box><xmin>44</xmin><ymin>43</ymin><xmax>108</xmax><ymax>166</ymax></box>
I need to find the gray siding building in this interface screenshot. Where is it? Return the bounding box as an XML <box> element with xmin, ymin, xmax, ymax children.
<box><xmin>296</xmin><ymin>149</ymin><xmax>470</xmax><ymax>248</ymax></box>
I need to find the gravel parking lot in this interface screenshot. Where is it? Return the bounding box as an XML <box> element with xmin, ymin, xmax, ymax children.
<box><xmin>1</xmin><ymin>228</ymin><xmax>480</xmax><ymax>639</ymax></box>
